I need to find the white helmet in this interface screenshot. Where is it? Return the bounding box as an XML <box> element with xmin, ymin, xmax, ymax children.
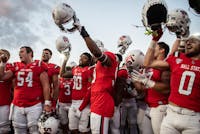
<box><xmin>56</xmin><ymin>35</ymin><xmax>71</xmax><ymax>53</ymax></box>
<box><xmin>142</xmin><ymin>0</ymin><xmax>168</xmax><ymax>30</ymax></box>
<box><xmin>52</xmin><ymin>3</ymin><xmax>78</xmax><ymax>32</ymax></box>
<box><xmin>38</xmin><ymin>113</ymin><xmax>60</xmax><ymax>134</ymax></box>
<box><xmin>125</xmin><ymin>49</ymin><xmax>144</xmax><ymax>70</ymax></box>
<box><xmin>166</xmin><ymin>9</ymin><xmax>191</xmax><ymax>38</ymax></box>
<box><xmin>117</xmin><ymin>35</ymin><xmax>132</xmax><ymax>55</ymax></box>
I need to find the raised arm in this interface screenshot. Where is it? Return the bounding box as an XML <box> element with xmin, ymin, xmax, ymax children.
<box><xmin>143</xmin><ymin>29</ymin><xmax>163</xmax><ymax>67</ymax></box>
<box><xmin>0</xmin><ymin>55</ymin><xmax>13</xmax><ymax>80</ymax></box>
<box><xmin>74</xmin><ymin>22</ymin><xmax>112</xmax><ymax>66</ymax></box>
<box><xmin>59</xmin><ymin>52</ymin><xmax>73</xmax><ymax>78</ymax></box>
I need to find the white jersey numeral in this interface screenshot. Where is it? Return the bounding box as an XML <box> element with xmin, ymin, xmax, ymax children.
<box><xmin>91</xmin><ymin>68</ymin><xmax>96</xmax><ymax>84</ymax></box>
<box><xmin>64</xmin><ymin>83</ymin><xmax>71</xmax><ymax>96</ymax></box>
<box><xmin>178</xmin><ymin>71</ymin><xmax>195</xmax><ymax>95</ymax></box>
<box><xmin>73</xmin><ymin>76</ymin><xmax>82</xmax><ymax>90</ymax></box>
<box><xmin>17</xmin><ymin>71</ymin><xmax>33</xmax><ymax>87</ymax></box>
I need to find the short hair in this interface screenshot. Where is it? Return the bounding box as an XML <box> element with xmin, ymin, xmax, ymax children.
<box><xmin>157</xmin><ymin>42</ymin><xmax>169</xmax><ymax>58</ymax></box>
<box><xmin>0</xmin><ymin>49</ymin><xmax>10</xmax><ymax>59</ymax></box>
<box><xmin>43</xmin><ymin>48</ymin><xmax>52</xmax><ymax>56</ymax></box>
<box><xmin>82</xmin><ymin>52</ymin><xmax>92</xmax><ymax>62</ymax></box>
<box><xmin>20</xmin><ymin>46</ymin><xmax>34</xmax><ymax>57</ymax></box>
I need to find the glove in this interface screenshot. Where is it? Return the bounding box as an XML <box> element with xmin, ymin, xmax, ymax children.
<box><xmin>75</xmin><ymin>109</ymin><xmax>82</xmax><ymax>118</ymax></box>
<box><xmin>152</xmin><ymin>29</ymin><xmax>163</xmax><ymax>41</ymax></box>
<box><xmin>73</xmin><ymin>19</ymin><xmax>89</xmax><ymax>38</ymax></box>
<box><xmin>73</xmin><ymin>17</ymin><xmax>82</xmax><ymax>32</ymax></box>
<box><xmin>131</xmin><ymin>70</ymin><xmax>155</xmax><ymax>88</ymax></box>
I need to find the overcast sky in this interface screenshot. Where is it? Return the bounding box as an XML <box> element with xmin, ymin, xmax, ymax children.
<box><xmin>0</xmin><ymin>0</ymin><xmax>199</xmax><ymax>66</ymax></box>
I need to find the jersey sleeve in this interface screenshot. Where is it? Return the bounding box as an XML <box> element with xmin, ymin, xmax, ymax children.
<box><xmin>117</xmin><ymin>69</ymin><xmax>128</xmax><ymax>78</ymax></box>
<box><xmin>166</xmin><ymin>52</ymin><xmax>180</xmax><ymax>69</ymax></box>
<box><xmin>40</xmin><ymin>61</ymin><xmax>48</xmax><ymax>73</ymax></box>
<box><xmin>79</xmin><ymin>88</ymin><xmax>91</xmax><ymax>111</ymax></box>
<box><xmin>104</xmin><ymin>51</ymin><xmax>117</xmax><ymax>64</ymax></box>
<box><xmin>51</xmin><ymin>64</ymin><xmax>60</xmax><ymax>75</ymax></box>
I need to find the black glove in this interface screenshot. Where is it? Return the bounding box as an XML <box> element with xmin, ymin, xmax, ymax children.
<box><xmin>80</xmin><ymin>26</ymin><xmax>90</xmax><ymax>38</ymax></box>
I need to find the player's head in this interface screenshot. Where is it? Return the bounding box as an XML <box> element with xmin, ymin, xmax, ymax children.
<box><xmin>42</xmin><ymin>48</ymin><xmax>52</xmax><ymax>63</ymax></box>
<box><xmin>125</xmin><ymin>49</ymin><xmax>144</xmax><ymax>71</ymax></box>
<box><xmin>19</xmin><ymin>46</ymin><xmax>33</xmax><ymax>63</ymax></box>
<box><xmin>185</xmin><ymin>33</ymin><xmax>200</xmax><ymax>57</ymax></box>
<box><xmin>79</xmin><ymin>52</ymin><xmax>92</xmax><ymax>67</ymax></box>
<box><xmin>0</xmin><ymin>49</ymin><xmax>10</xmax><ymax>62</ymax></box>
<box><xmin>155</xmin><ymin>42</ymin><xmax>169</xmax><ymax>58</ymax></box>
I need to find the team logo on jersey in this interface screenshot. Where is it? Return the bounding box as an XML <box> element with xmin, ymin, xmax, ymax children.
<box><xmin>176</xmin><ymin>58</ymin><xmax>182</xmax><ymax>64</ymax></box>
<box><xmin>15</xmin><ymin>66</ymin><xmax>19</xmax><ymax>70</ymax></box>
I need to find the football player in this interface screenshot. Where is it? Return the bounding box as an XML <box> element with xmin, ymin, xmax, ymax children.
<box><xmin>143</xmin><ymin>31</ymin><xmax>170</xmax><ymax>134</ymax></box>
<box><xmin>134</xmin><ymin>32</ymin><xmax>200</xmax><ymax>134</ymax></box>
<box><xmin>0</xmin><ymin>46</ymin><xmax>51</xmax><ymax>134</ymax></box>
<box><xmin>60</xmin><ymin>52</ymin><xmax>93</xmax><ymax>134</ymax></box>
<box><xmin>73</xmin><ymin>23</ymin><xmax>121</xmax><ymax>134</ymax></box>
<box><xmin>0</xmin><ymin>49</ymin><xmax>13</xmax><ymax>133</ymax></box>
<box><xmin>41</xmin><ymin>48</ymin><xmax>60</xmax><ymax>111</ymax></box>
<box><xmin>58</xmin><ymin>64</ymin><xmax>74</xmax><ymax>134</ymax></box>
<box><xmin>150</xmin><ymin>33</ymin><xmax>200</xmax><ymax>134</ymax></box>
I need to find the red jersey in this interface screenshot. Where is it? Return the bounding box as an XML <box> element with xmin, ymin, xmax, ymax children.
<box><xmin>91</xmin><ymin>51</ymin><xmax>119</xmax><ymax>117</ymax></box>
<box><xmin>46</xmin><ymin>63</ymin><xmax>60</xmax><ymax>84</ymax></box>
<box><xmin>166</xmin><ymin>52</ymin><xmax>200</xmax><ymax>112</ymax></box>
<box><xmin>145</xmin><ymin>68</ymin><xmax>169</xmax><ymax>107</ymax></box>
<box><xmin>71</xmin><ymin>66</ymin><xmax>93</xmax><ymax>100</ymax></box>
<box><xmin>58</xmin><ymin>77</ymin><xmax>73</xmax><ymax>103</ymax></box>
<box><xmin>10</xmin><ymin>60</ymin><xmax>48</xmax><ymax>107</ymax></box>
<box><xmin>0</xmin><ymin>63</ymin><xmax>13</xmax><ymax>105</ymax></box>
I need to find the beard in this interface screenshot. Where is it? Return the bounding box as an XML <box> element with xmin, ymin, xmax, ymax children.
<box><xmin>186</xmin><ymin>51</ymin><xmax>199</xmax><ymax>57</ymax></box>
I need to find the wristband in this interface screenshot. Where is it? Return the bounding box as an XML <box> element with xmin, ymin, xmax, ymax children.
<box><xmin>80</xmin><ymin>26</ymin><xmax>90</xmax><ymax>38</ymax></box>
<box><xmin>44</xmin><ymin>100</ymin><xmax>51</xmax><ymax>106</ymax></box>
<box><xmin>97</xmin><ymin>53</ymin><xmax>104</xmax><ymax>60</ymax></box>
<box><xmin>148</xmin><ymin>41</ymin><xmax>156</xmax><ymax>49</ymax></box>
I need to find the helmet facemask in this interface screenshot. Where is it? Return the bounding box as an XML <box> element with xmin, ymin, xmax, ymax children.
<box><xmin>52</xmin><ymin>3</ymin><xmax>79</xmax><ymax>33</ymax></box>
